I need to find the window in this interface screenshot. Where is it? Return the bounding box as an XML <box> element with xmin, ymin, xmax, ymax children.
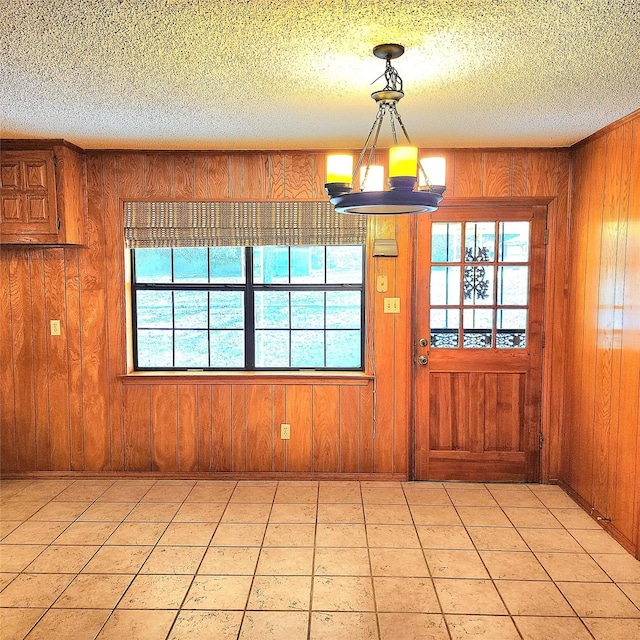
<box><xmin>132</xmin><ymin>245</ymin><xmax>365</xmax><ymax>370</ymax></box>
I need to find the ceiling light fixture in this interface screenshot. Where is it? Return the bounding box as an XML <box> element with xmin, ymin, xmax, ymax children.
<box><xmin>325</xmin><ymin>44</ymin><xmax>446</xmax><ymax>215</ymax></box>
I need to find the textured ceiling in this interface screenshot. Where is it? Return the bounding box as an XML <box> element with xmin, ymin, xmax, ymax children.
<box><xmin>1</xmin><ymin>0</ymin><xmax>639</xmax><ymax>150</ymax></box>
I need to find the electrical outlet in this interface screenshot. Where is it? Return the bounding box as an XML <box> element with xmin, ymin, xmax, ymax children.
<box><xmin>376</xmin><ymin>275</ymin><xmax>388</xmax><ymax>292</ymax></box>
<box><xmin>383</xmin><ymin>297</ymin><xmax>400</xmax><ymax>314</ymax></box>
<box><xmin>280</xmin><ymin>423</ymin><xmax>291</xmax><ymax>440</ymax></box>
<box><xmin>50</xmin><ymin>320</ymin><xmax>61</xmax><ymax>336</ymax></box>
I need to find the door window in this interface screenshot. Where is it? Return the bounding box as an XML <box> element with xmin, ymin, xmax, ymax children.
<box><xmin>430</xmin><ymin>221</ymin><xmax>531</xmax><ymax>349</ymax></box>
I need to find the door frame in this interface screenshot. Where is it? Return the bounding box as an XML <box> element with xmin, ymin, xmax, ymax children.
<box><xmin>410</xmin><ymin>197</ymin><xmax>554</xmax><ymax>481</ymax></box>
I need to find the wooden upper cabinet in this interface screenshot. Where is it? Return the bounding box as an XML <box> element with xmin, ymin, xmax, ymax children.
<box><xmin>0</xmin><ymin>142</ymin><xmax>86</xmax><ymax>245</ymax></box>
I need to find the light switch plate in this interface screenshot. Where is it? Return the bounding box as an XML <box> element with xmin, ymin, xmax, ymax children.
<box><xmin>383</xmin><ymin>297</ymin><xmax>400</xmax><ymax>314</ymax></box>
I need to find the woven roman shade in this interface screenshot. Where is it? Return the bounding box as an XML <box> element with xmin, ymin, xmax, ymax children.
<box><xmin>123</xmin><ymin>201</ymin><xmax>367</xmax><ymax>248</ymax></box>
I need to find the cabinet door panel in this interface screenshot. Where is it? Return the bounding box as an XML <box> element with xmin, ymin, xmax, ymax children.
<box><xmin>1</xmin><ymin>195</ymin><xmax>22</xmax><ymax>222</ymax></box>
<box><xmin>27</xmin><ymin>195</ymin><xmax>50</xmax><ymax>222</ymax></box>
<box><xmin>1</xmin><ymin>161</ymin><xmax>21</xmax><ymax>189</ymax></box>
<box><xmin>24</xmin><ymin>159</ymin><xmax>48</xmax><ymax>189</ymax></box>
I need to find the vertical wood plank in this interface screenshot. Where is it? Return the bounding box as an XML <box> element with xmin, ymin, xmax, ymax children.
<box><xmin>197</xmin><ymin>385</ymin><xmax>212</xmax><ymax>471</ymax></box>
<box><xmin>194</xmin><ymin>155</ymin><xmax>209</xmax><ymax>199</ymax></box>
<box><xmin>123</xmin><ymin>385</ymin><xmax>152</xmax><ymax>471</ymax></box>
<box><xmin>207</xmin><ymin>154</ymin><xmax>229</xmax><ymax>198</ymax></box>
<box><xmin>285</xmin><ymin>154</ymin><xmax>314</xmax><ymax>199</ymax></box>
<box><xmin>360</xmin><ymin>383</ymin><xmax>374</xmax><ymax>472</ymax></box>
<box><xmin>580</xmin><ymin>137</ymin><xmax>607</xmax><ymax>503</ymax></box>
<box><xmin>30</xmin><ymin>249</ymin><xmax>51</xmax><ymax>470</ymax></box>
<box><xmin>372</xmin><ymin>215</ymin><xmax>396</xmax><ymax>473</ymax></box>
<box><xmin>511</xmin><ymin>151</ymin><xmax>529</xmax><ymax>197</ymax></box>
<box><xmin>393</xmin><ymin>215</ymin><xmax>414</xmax><ymax>475</ymax></box>
<box><xmin>451</xmin><ymin>375</ymin><xmax>468</xmax><ymax>451</ymax></box>
<box><xmin>497</xmin><ymin>374</ymin><xmax>523</xmax><ymax>451</ymax></box>
<box><xmin>591</xmin><ymin>127</ymin><xmax>624</xmax><ymax>513</ymax></box>
<box><xmin>151</xmin><ymin>385</ymin><xmax>178</xmax><ymax>472</ymax></box>
<box><xmin>526</xmin><ymin>150</ymin><xmax>557</xmax><ymax>196</ymax></box>
<box><xmin>272</xmin><ymin>385</ymin><xmax>286</xmax><ymax>472</ymax></box>
<box><xmin>228</xmin><ymin>155</ymin><xmax>244</xmax><ymax>199</ymax></box>
<box><xmin>561</xmin><ymin>145</ymin><xmax>588</xmax><ymax>487</ymax></box>
<box><xmin>231</xmin><ymin>386</ymin><xmax>246</xmax><ymax>471</ymax></box>
<box><xmin>9</xmin><ymin>250</ymin><xmax>37</xmax><ymax>470</ymax></box>
<box><xmin>246</xmin><ymin>385</ymin><xmax>273</xmax><ymax>472</ymax></box>
<box><xmin>270</xmin><ymin>154</ymin><xmax>285</xmax><ymax>199</ymax></box>
<box><xmin>145</xmin><ymin>154</ymin><xmax>174</xmax><ymax>199</ymax></box>
<box><xmin>482</xmin><ymin>151</ymin><xmax>512</xmax><ymax>197</ymax></box>
<box><xmin>428</xmin><ymin>375</ymin><xmax>446</xmax><ymax>450</ymax></box>
<box><xmin>312</xmin><ymin>153</ymin><xmax>326</xmax><ymax>198</ymax></box>
<box><xmin>285</xmin><ymin>385</ymin><xmax>313</xmax><ymax>472</ymax></box>
<box><xmin>468</xmin><ymin>373</ymin><xmax>485</xmax><ymax>454</ymax></box>
<box><xmin>65</xmin><ymin>248</ymin><xmax>84</xmax><ymax>471</ymax></box>
<box><xmin>0</xmin><ymin>251</ymin><xmax>17</xmax><ymax>472</ymax></box>
<box><xmin>484</xmin><ymin>373</ymin><xmax>498</xmax><ymax>451</ymax></box>
<box><xmin>453</xmin><ymin>151</ymin><xmax>483</xmax><ymax>197</ymax></box>
<box><xmin>115</xmin><ymin>153</ymin><xmax>146</xmax><ymax>199</ymax></box>
<box><xmin>45</xmin><ymin>248</ymin><xmax>70</xmax><ymax>470</ymax></box>
<box><xmin>212</xmin><ymin>385</ymin><xmax>232</xmax><ymax>472</ymax></box>
<box><xmin>104</xmin><ymin>154</ymin><xmax>124</xmax><ymax>471</ymax></box>
<box><xmin>339</xmin><ymin>386</ymin><xmax>360</xmax><ymax>473</ymax></box>
<box><xmin>81</xmin><ymin>155</ymin><xmax>111</xmax><ymax>471</ymax></box>
<box><xmin>113</xmin><ymin>153</ymin><xmax>145</xmax><ymax>471</ymax></box>
<box><xmin>544</xmin><ymin>150</ymin><xmax>571</xmax><ymax>481</ymax></box>
<box><xmin>173</xmin><ymin>154</ymin><xmax>195</xmax><ymax>199</ymax></box>
<box><xmin>243</xmin><ymin>154</ymin><xmax>270</xmax><ymax>199</ymax></box>
<box><xmin>313</xmin><ymin>386</ymin><xmax>340</xmax><ymax>472</ymax></box>
<box><xmin>178</xmin><ymin>385</ymin><xmax>198</xmax><ymax>472</ymax></box>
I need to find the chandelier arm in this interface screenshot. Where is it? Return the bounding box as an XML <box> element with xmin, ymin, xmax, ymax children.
<box><xmin>352</xmin><ymin>105</ymin><xmax>386</xmax><ymax>183</ymax></box>
<box><xmin>391</xmin><ymin>104</ymin><xmax>413</xmax><ymax>145</ymax></box>
<box><xmin>389</xmin><ymin>108</ymin><xmax>399</xmax><ymax>146</ymax></box>
<box><xmin>362</xmin><ymin>109</ymin><xmax>385</xmax><ymax>182</ymax></box>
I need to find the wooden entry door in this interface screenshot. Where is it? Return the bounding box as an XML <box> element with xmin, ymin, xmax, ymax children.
<box><xmin>414</xmin><ymin>204</ymin><xmax>547</xmax><ymax>482</ymax></box>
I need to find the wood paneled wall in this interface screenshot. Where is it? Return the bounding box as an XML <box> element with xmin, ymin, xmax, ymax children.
<box><xmin>0</xmin><ymin>148</ymin><xmax>570</xmax><ymax>479</ymax></box>
<box><xmin>560</xmin><ymin>111</ymin><xmax>640</xmax><ymax>556</ymax></box>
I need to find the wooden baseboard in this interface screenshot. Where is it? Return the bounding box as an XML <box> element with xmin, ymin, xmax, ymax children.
<box><xmin>0</xmin><ymin>471</ymin><xmax>409</xmax><ymax>482</ymax></box>
<box><xmin>557</xmin><ymin>480</ymin><xmax>638</xmax><ymax>558</ymax></box>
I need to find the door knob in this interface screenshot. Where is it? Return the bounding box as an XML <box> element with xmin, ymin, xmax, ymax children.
<box><xmin>418</xmin><ymin>355</ymin><xmax>428</xmax><ymax>365</ymax></box>
<box><xmin>419</xmin><ymin>337</ymin><xmax>428</xmax><ymax>347</ymax></box>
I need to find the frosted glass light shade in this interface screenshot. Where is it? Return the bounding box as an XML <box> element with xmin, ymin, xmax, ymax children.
<box><xmin>419</xmin><ymin>157</ymin><xmax>446</xmax><ymax>187</ymax></box>
<box><xmin>326</xmin><ymin>154</ymin><xmax>353</xmax><ymax>184</ymax></box>
<box><xmin>389</xmin><ymin>146</ymin><xmax>418</xmax><ymax>178</ymax></box>
<box><xmin>360</xmin><ymin>165</ymin><xmax>384</xmax><ymax>192</ymax></box>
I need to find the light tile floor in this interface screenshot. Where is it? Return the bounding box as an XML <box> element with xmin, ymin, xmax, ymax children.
<box><xmin>1</xmin><ymin>479</ymin><xmax>639</xmax><ymax>639</ymax></box>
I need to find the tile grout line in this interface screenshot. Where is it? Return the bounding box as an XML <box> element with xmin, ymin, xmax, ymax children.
<box><xmin>161</xmin><ymin>480</ymin><xmax>237</xmax><ymax>640</ymax></box>
<box><xmin>362</xmin><ymin>481</ymin><xmax>383</xmax><ymax>640</ymax></box>
<box><xmin>306</xmin><ymin>481</ymin><xmax>320</xmax><ymax>640</ymax></box>
<box><xmin>402</xmin><ymin>482</ymin><xmax>453</xmax><ymax>640</ymax></box>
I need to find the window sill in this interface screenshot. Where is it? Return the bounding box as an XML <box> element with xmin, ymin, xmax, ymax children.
<box><xmin>120</xmin><ymin>371</ymin><xmax>373</xmax><ymax>386</ymax></box>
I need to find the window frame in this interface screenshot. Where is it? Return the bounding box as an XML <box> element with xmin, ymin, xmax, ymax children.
<box><xmin>130</xmin><ymin>245</ymin><xmax>366</xmax><ymax>372</ymax></box>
